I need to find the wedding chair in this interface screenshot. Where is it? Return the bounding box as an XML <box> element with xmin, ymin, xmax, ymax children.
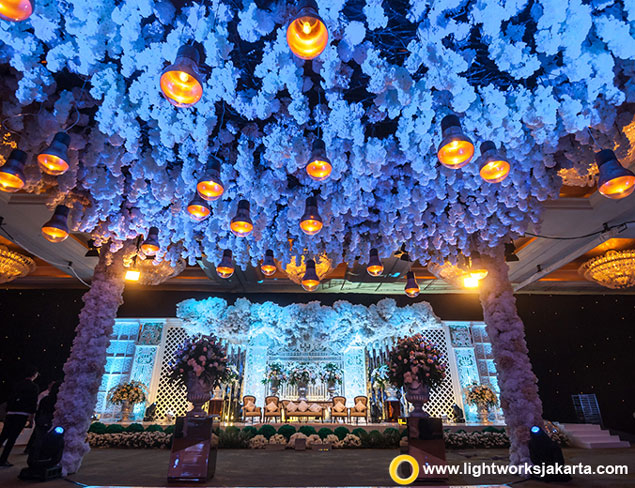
<box><xmin>348</xmin><ymin>395</ymin><xmax>368</xmax><ymax>424</ymax></box>
<box><xmin>263</xmin><ymin>396</ymin><xmax>282</xmax><ymax>423</ymax></box>
<box><xmin>242</xmin><ymin>395</ymin><xmax>262</xmax><ymax>423</ymax></box>
<box><xmin>330</xmin><ymin>396</ymin><xmax>348</xmax><ymax>423</ymax></box>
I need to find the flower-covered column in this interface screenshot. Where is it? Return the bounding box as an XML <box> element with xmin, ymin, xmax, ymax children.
<box><xmin>479</xmin><ymin>250</ymin><xmax>543</xmax><ymax>465</ymax></box>
<box><xmin>53</xmin><ymin>242</ymin><xmax>132</xmax><ymax>474</ymax></box>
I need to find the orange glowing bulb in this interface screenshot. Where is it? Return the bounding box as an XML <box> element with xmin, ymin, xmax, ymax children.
<box><xmin>197</xmin><ymin>180</ymin><xmax>224</xmax><ymax>201</ymax></box>
<box><xmin>0</xmin><ymin>0</ymin><xmax>33</xmax><ymax>21</ymax></box>
<box><xmin>187</xmin><ymin>200</ymin><xmax>211</xmax><ymax>221</ymax></box>
<box><xmin>160</xmin><ymin>45</ymin><xmax>204</xmax><ymax>107</ymax></box>
<box><xmin>479</xmin><ymin>141</ymin><xmax>510</xmax><ymax>183</ymax></box>
<box><xmin>0</xmin><ymin>149</ymin><xmax>26</xmax><ymax>193</ymax></box>
<box><xmin>125</xmin><ymin>269</ymin><xmax>141</xmax><ymax>282</ymax></box>
<box><xmin>41</xmin><ymin>205</ymin><xmax>70</xmax><ymax>243</ymax></box>
<box><xmin>286</xmin><ymin>2</ymin><xmax>328</xmax><ymax>60</ymax></box>
<box><xmin>300</xmin><ymin>219</ymin><xmax>323</xmax><ymax>236</ymax></box>
<box><xmin>41</xmin><ymin>226</ymin><xmax>69</xmax><ymax>243</ymax></box>
<box><xmin>306</xmin><ymin>159</ymin><xmax>332</xmax><ymax>181</ymax></box>
<box><xmin>437</xmin><ymin>115</ymin><xmax>474</xmax><ymax>169</ymax></box>
<box><xmin>596</xmin><ymin>149</ymin><xmax>635</xmax><ymax>200</ymax></box>
<box><xmin>599</xmin><ymin>176</ymin><xmax>635</xmax><ymax>199</ymax></box>
<box><xmin>38</xmin><ymin>132</ymin><xmax>71</xmax><ymax>176</ymax></box>
<box><xmin>301</xmin><ymin>279</ymin><xmax>320</xmax><ymax>292</ymax></box>
<box><xmin>230</xmin><ymin>220</ymin><xmax>253</xmax><ymax>237</ymax></box>
<box><xmin>463</xmin><ymin>275</ymin><xmax>480</xmax><ymax>289</ymax></box>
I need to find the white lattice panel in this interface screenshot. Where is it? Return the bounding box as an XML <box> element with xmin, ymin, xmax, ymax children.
<box><xmin>418</xmin><ymin>328</ymin><xmax>456</xmax><ymax>419</ymax></box>
<box><xmin>154</xmin><ymin>326</ymin><xmax>188</xmax><ymax>419</ymax></box>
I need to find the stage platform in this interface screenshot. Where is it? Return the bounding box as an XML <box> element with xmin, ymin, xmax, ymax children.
<box><xmin>222</xmin><ymin>421</ymin><xmax>507</xmax><ymax>433</ymax></box>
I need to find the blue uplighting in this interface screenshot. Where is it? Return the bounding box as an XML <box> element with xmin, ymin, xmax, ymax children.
<box><xmin>531</xmin><ymin>426</ymin><xmax>540</xmax><ymax>434</ymax></box>
<box><xmin>54</xmin><ymin>426</ymin><xmax>64</xmax><ymax>434</ymax></box>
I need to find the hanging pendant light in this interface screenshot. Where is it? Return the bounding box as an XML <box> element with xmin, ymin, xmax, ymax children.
<box><xmin>160</xmin><ymin>44</ymin><xmax>204</xmax><ymax>107</ymax></box>
<box><xmin>261</xmin><ymin>250</ymin><xmax>277</xmax><ymax>276</ymax></box>
<box><xmin>286</xmin><ymin>0</ymin><xmax>328</xmax><ymax>60</ymax></box>
<box><xmin>300</xmin><ymin>196</ymin><xmax>323</xmax><ymax>235</ymax></box>
<box><xmin>301</xmin><ymin>258</ymin><xmax>320</xmax><ymax>291</ymax></box>
<box><xmin>306</xmin><ymin>139</ymin><xmax>332</xmax><ymax>181</ymax></box>
<box><xmin>0</xmin><ymin>149</ymin><xmax>27</xmax><ymax>193</ymax></box>
<box><xmin>437</xmin><ymin>114</ymin><xmax>474</xmax><ymax>169</ymax></box>
<box><xmin>216</xmin><ymin>249</ymin><xmax>234</xmax><ymax>279</ymax></box>
<box><xmin>41</xmin><ymin>205</ymin><xmax>70</xmax><ymax>243</ymax></box>
<box><xmin>186</xmin><ymin>194</ymin><xmax>211</xmax><ymax>222</ymax></box>
<box><xmin>468</xmin><ymin>253</ymin><xmax>488</xmax><ymax>280</ymax></box>
<box><xmin>367</xmin><ymin>248</ymin><xmax>384</xmax><ymax>277</ymax></box>
<box><xmin>140</xmin><ymin>227</ymin><xmax>160</xmax><ymax>256</ymax></box>
<box><xmin>462</xmin><ymin>275</ymin><xmax>479</xmax><ymax>289</ymax></box>
<box><xmin>0</xmin><ymin>0</ymin><xmax>34</xmax><ymax>21</ymax></box>
<box><xmin>479</xmin><ymin>141</ymin><xmax>510</xmax><ymax>183</ymax></box>
<box><xmin>230</xmin><ymin>200</ymin><xmax>253</xmax><ymax>237</ymax></box>
<box><xmin>596</xmin><ymin>149</ymin><xmax>635</xmax><ymax>200</ymax></box>
<box><xmin>37</xmin><ymin>132</ymin><xmax>71</xmax><ymax>176</ymax></box>
<box><xmin>197</xmin><ymin>156</ymin><xmax>224</xmax><ymax>201</ymax></box>
<box><xmin>404</xmin><ymin>271</ymin><xmax>420</xmax><ymax>298</ymax></box>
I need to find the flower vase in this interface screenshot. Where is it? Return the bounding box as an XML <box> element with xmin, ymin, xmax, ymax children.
<box><xmin>477</xmin><ymin>404</ymin><xmax>490</xmax><ymax>424</ymax></box>
<box><xmin>270</xmin><ymin>379</ymin><xmax>280</xmax><ymax>396</ymax></box>
<box><xmin>120</xmin><ymin>400</ymin><xmax>132</xmax><ymax>422</ymax></box>
<box><xmin>187</xmin><ymin>374</ymin><xmax>213</xmax><ymax>417</ymax></box>
<box><xmin>297</xmin><ymin>381</ymin><xmax>308</xmax><ymax>401</ymax></box>
<box><xmin>405</xmin><ymin>383</ymin><xmax>430</xmax><ymax>418</ymax></box>
<box><xmin>327</xmin><ymin>380</ymin><xmax>336</xmax><ymax>400</ymax></box>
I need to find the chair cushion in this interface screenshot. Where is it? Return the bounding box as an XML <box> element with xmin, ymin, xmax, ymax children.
<box><xmin>308</xmin><ymin>403</ymin><xmax>322</xmax><ymax>413</ymax></box>
<box><xmin>286</xmin><ymin>401</ymin><xmax>298</xmax><ymax>412</ymax></box>
<box><xmin>297</xmin><ymin>400</ymin><xmax>309</xmax><ymax>412</ymax></box>
<box><xmin>333</xmin><ymin>401</ymin><xmax>346</xmax><ymax>413</ymax></box>
<box><xmin>266</xmin><ymin>401</ymin><xmax>278</xmax><ymax>413</ymax></box>
<box><xmin>245</xmin><ymin>400</ymin><xmax>256</xmax><ymax>412</ymax></box>
<box><xmin>354</xmin><ymin>400</ymin><xmax>366</xmax><ymax>412</ymax></box>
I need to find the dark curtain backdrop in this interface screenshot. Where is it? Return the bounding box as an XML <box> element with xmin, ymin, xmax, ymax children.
<box><xmin>0</xmin><ymin>289</ymin><xmax>633</xmax><ymax>434</ymax></box>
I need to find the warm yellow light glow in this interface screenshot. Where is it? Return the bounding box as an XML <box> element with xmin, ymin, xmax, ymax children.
<box><xmin>286</xmin><ymin>15</ymin><xmax>328</xmax><ymax>60</ymax></box>
<box><xmin>463</xmin><ymin>275</ymin><xmax>480</xmax><ymax>288</ymax></box>
<box><xmin>0</xmin><ymin>244</ymin><xmax>35</xmax><ymax>284</ymax></box>
<box><xmin>125</xmin><ymin>269</ymin><xmax>141</xmax><ymax>282</ymax></box>
<box><xmin>405</xmin><ymin>286</ymin><xmax>420</xmax><ymax>298</ymax></box>
<box><xmin>140</xmin><ymin>243</ymin><xmax>159</xmax><ymax>256</ymax></box>
<box><xmin>438</xmin><ymin>138</ymin><xmax>474</xmax><ymax>169</ymax></box>
<box><xmin>367</xmin><ymin>264</ymin><xmax>384</xmax><ymax>277</ymax></box>
<box><xmin>37</xmin><ymin>153</ymin><xmax>69</xmax><ymax>176</ymax></box>
<box><xmin>230</xmin><ymin>220</ymin><xmax>253</xmax><ymax>237</ymax></box>
<box><xmin>0</xmin><ymin>0</ymin><xmax>33</xmax><ymax>21</ymax></box>
<box><xmin>216</xmin><ymin>265</ymin><xmax>234</xmax><ymax>279</ymax></box>
<box><xmin>480</xmin><ymin>159</ymin><xmax>510</xmax><ymax>183</ymax></box>
<box><xmin>261</xmin><ymin>264</ymin><xmax>276</xmax><ymax>277</ymax></box>
<box><xmin>306</xmin><ymin>159</ymin><xmax>332</xmax><ymax>181</ymax></box>
<box><xmin>0</xmin><ymin>171</ymin><xmax>24</xmax><ymax>192</ymax></box>
<box><xmin>197</xmin><ymin>180</ymin><xmax>224</xmax><ymax>201</ymax></box>
<box><xmin>41</xmin><ymin>226</ymin><xmax>69</xmax><ymax>243</ymax></box>
<box><xmin>160</xmin><ymin>70</ymin><xmax>203</xmax><ymax>107</ymax></box>
<box><xmin>300</xmin><ymin>219</ymin><xmax>322</xmax><ymax>236</ymax></box>
<box><xmin>599</xmin><ymin>175</ymin><xmax>635</xmax><ymax>199</ymax></box>
<box><xmin>469</xmin><ymin>269</ymin><xmax>488</xmax><ymax>281</ymax></box>
<box><xmin>301</xmin><ymin>279</ymin><xmax>320</xmax><ymax>292</ymax></box>
<box><xmin>187</xmin><ymin>203</ymin><xmax>210</xmax><ymax>221</ymax></box>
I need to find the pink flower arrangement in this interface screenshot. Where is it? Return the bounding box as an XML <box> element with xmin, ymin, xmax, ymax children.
<box><xmin>169</xmin><ymin>335</ymin><xmax>230</xmax><ymax>388</ymax></box>
<box><xmin>387</xmin><ymin>334</ymin><xmax>447</xmax><ymax>389</ymax></box>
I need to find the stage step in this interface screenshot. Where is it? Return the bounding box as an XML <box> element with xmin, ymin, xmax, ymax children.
<box><xmin>559</xmin><ymin>423</ymin><xmax>631</xmax><ymax>449</ymax></box>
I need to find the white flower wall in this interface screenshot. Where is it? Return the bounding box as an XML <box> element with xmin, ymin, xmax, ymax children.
<box><xmin>1</xmin><ymin>0</ymin><xmax>634</xmax><ymax>269</ymax></box>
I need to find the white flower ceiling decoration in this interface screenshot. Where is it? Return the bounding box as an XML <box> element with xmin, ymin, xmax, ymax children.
<box><xmin>1</xmin><ymin>0</ymin><xmax>634</xmax><ymax>270</ymax></box>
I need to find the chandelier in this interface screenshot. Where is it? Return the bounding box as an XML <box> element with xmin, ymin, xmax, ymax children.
<box><xmin>0</xmin><ymin>244</ymin><xmax>36</xmax><ymax>284</ymax></box>
<box><xmin>282</xmin><ymin>253</ymin><xmax>333</xmax><ymax>286</ymax></box>
<box><xmin>579</xmin><ymin>250</ymin><xmax>635</xmax><ymax>289</ymax></box>
<box><xmin>137</xmin><ymin>257</ymin><xmax>186</xmax><ymax>286</ymax></box>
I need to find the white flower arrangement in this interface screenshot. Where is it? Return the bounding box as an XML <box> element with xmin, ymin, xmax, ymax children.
<box><xmin>268</xmin><ymin>434</ymin><xmax>287</xmax><ymax>446</ymax></box>
<box><xmin>248</xmin><ymin>435</ymin><xmax>268</xmax><ymax>449</ymax></box>
<box><xmin>335</xmin><ymin>434</ymin><xmax>362</xmax><ymax>448</ymax></box>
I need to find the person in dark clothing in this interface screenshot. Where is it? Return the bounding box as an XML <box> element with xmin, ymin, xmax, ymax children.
<box><xmin>0</xmin><ymin>365</ymin><xmax>39</xmax><ymax>468</ymax></box>
<box><xmin>26</xmin><ymin>382</ymin><xmax>59</xmax><ymax>456</ymax></box>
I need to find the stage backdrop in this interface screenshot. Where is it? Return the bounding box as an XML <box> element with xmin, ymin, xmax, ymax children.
<box><xmin>94</xmin><ymin>298</ymin><xmax>503</xmax><ymax>423</ymax></box>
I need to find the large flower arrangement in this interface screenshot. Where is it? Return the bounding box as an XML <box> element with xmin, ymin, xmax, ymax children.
<box><xmin>370</xmin><ymin>365</ymin><xmax>390</xmax><ymax>389</ymax></box>
<box><xmin>261</xmin><ymin>362</ymin><xmax>288</xmax><ymax>385</ymax></box>
<box><xmin>168</xmin><ymin>335</ymin><xmax>230</xmax><ymax>388</ymax></box>
<box><xmin>107</xmin><ymin>381</ymin><xmax>147</xmax><ymax>405</ymax></box>
<box><xmin>319</xmin><ymin>363</ymin><xmax>342</xmax><ymax>384</ymax></box>
<box><xmin>465</xmin><ymin>383</ymin><xmax>498</xmax><ymax>408</ymax></box>
<box><xmin>288</xmin><ymin>363</ymin><xmax>317</xmax><ymax>386</ymax></box>
<box><xmin>388</xmin><ymin>334</ymin><xmax>447</xmax><ymax>389</ymax></box>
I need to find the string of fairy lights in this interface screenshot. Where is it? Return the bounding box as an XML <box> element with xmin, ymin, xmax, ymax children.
<box><xmin>1</xmin><ymin>0</ymin><xmax>634</xmax><ymax>295</ymax></box>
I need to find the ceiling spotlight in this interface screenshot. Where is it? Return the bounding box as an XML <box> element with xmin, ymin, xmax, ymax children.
<box><xmin>125</xmin><ymin>268</ymin><xmax>141</xmax><ymax>282</ymax></box>
<box><xmin>286</xmin><ymin>0</ymin><xmax>328</xmax><ymax>60</ymax></box>
<box><xmin>85</xmin><ymin>239</ymin><xmax>99</xmax><ymax>257</ymax></box>
<box><xmin>437</xmin><ymin>114</ymin><xmax>474</xmax><ymax>169</ymax></box>
<box><xmin>216</xmin><ymin>249</ymin><xmax>234</xmax><ymax>279</ymax></box>
<box><xmin>160</xmin><ymin>44</ymin><xmax>204</xmax><ymax>107</ymax></box>
<box><xmin>468</xmin><ymin>253</ymin><xmax>488</xmax><ymax>281</ymax></box>
<box><xmin>140</xmin><ymin>227</ymin><xmax>160</xmax><ymax>256</ymax></box>
<box><xmin>186</xmin><ymin>194</ymin><xmax>211</xmax><ymax>222</ymax></box>
<box><xmin>0</xmin><ymin>149</ymin><xmax>27</xmax><ymax>193</ymax></box>
<box><xmin>463</xmin><ymin>275</ymin><xmax>480</xmax><ymax>289</ymax></box>
<box><xmin>366</xmin><ymin>248</ymin><xmax>384</xmax><ymax>277</ymax></box>
<box><xmin>404</xmin><ymin>271</ymin><xmax>420</xmax><ymax>298</ymax></box>
<box><xmin>0</xmin><ymin>0</ymin><xmax>34</xmax><ymax>22</ymax></box>
<box><xmin>479</xmin><ymin>141</ymin><xmax>510</xmax><ymax>183</ymax></box>
<box><xmin>38</xmin><ymin>132</ymin><xmax>71</xmax><ymax>176</ymax></box>
<box><xmin>41</xmin><ymin>205</ymin><xmax>70</xmax><ymax>243</ymax></box>
<box><xmin>300</xmin><ymin>196</ymin><xmax>323</xmax><ymax>236</ymax></box>
<box><xmin>306</xmin><ymin>139</ymin><xmax>332</xmax><ymax>181</ymax></box>
<box><xmin>301</xmin><ymin>258</ymin><xmax>320</xmax><ymax>291</ymax></box>
<box><xmin>596</xmin><ymin>149</ymin><xmax>635</xmax><ymax>200</ymax></box>
<box><xmin>230</xmin><ymin>200</ymin><xmax>253</xmax><ymax>237</ymax></box>
<box><xmin>261</xmin><ymin>249</ymin><xmax>276</xmax><ymax>277</ymax></box>
<box><xmin>197</xmin><ymin>156</ymin><xmax>224</xmax><ymax>202</ymax></box>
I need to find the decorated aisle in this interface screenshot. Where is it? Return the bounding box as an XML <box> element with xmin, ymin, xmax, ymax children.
<box><xmin>479</xmin><ymin>249</ymin><xmax>543</xmax><ymax>465</ymax></box>
<box><xmin>53</xmin><ymin>243</ymin><xmax>132</xmax><ymax>474</ymax></box>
